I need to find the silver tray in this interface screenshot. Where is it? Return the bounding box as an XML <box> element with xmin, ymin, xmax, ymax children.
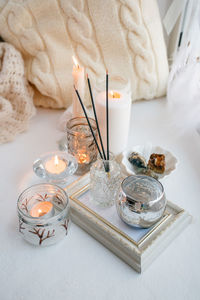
<box><xmin>65</xmin><ymin>173</ymin><xmax>191</xmax><ymax>273</ymax></box>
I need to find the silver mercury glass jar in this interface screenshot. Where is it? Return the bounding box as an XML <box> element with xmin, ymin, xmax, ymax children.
<box><xmin>116</xmin><ymin>175</ymin><xmax>166</xmax><ymax>228</ymax></box>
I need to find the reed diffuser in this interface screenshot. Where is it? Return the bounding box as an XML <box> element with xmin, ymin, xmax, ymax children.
<box><xmin>74</xmin><ymin>71</ymin><xmax>122</xmax><ymax>207</ymax></box>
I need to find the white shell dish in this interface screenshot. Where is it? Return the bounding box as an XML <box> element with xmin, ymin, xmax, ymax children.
<box><xmin>121</xmin><ymin>144</ymin><xmax>178</xmax><ymax>180</ymax></box>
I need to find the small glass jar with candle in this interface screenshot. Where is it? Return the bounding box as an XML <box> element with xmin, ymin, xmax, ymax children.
<box><xmin>66</xmin><ymin>117</ymin><xmax>98</xmax><ymax>175</ymax></box>
<box><xmin>33</xmin><ymin>151</ymin><xmax>78</xmax><ymax>184</ymax></box>
<box><xmin>17</xmin><ymin>183</ymin><xmax>70</xmax><ymax>246</ymax></box>
<box><xmin>90</xmin><ymin>153</ymin><xmax>121</xmax><ymax>207</ymax></box>
<box><xmin>116</xmin><ymin>175</ymin><xmax>166</xmax><ymax>228</ymax></box>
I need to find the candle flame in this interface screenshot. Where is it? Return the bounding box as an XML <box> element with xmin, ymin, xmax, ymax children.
<box><xmin>38</xmin><ymin>208</ymin><xmax>45</xmax><ymax>217</ymax></box>
<box><xmin>78</xmin><ymin>153</ymin><xmax>89</xmax><ymax>164</ymax></box>
<box><xmin>72</xmin><ymin>56</ymin><xmax>79</xmax><ymax>68</ymax></box>
<box><xmin>54</xmin><ymin>155</ymin><xmax>59</xmax><ymax>166</ymax></box>
<box><xmin>109</xmin><ymin>91</ymin><xmax>121</xmax><ymax>99</ymax></box>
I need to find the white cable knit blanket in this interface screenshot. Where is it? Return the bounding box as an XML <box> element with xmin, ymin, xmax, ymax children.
<box><xmin>0</xmin><ymin>43</ymin><xmax>35</xmax><ymax>144</ymax></box>
<box><xmin>0</xmin><ymin>0</ymin><xmax>169</xmax><ymax>109</ymax></box>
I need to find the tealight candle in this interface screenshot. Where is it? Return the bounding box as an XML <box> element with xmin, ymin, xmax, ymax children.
<box><xmin>66</xmin><ymin>117</ymin><xmax>98</xmax><ymax>175</ymax></box>
<box><xmin>96</xmin><ymin>90</ymin><xmax>131</xmax><ymax>155</ymax></box>
<box><xmin>77</xmin><ymin>150</ymin><xmax>90</xmax><ymax>164</ymax></box>
<box><xmin>30</xmin><ymin>201</ymin><xmax>54</xmax><ymax>218</ymax></box>
<box><xmin>72</xmin><ymin>56</ymin><xmax>85</xmax><ymax>117</ymax></box>
<box><xmin>33</xmin><ymin>151</ymin><xmax>78</xmax><ymax>184</ymax></box>
<box><xmin>45</xmin><ymin>155</ymin><xmax>67</xmax><ymax>174</ymax></box>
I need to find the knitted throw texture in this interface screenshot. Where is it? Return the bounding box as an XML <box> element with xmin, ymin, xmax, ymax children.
<box><xmin>0</xmin><ymin>42</ymin><xmax>35</xmax><ymax>144</ymax></box>
<box><xmin>0</xmin><ymin>0</ymin><xmax>169</xmax><ymax>109</ymax></box>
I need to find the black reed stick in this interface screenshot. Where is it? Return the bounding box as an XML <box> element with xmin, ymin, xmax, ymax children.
<box><xmin>87</xmin><ymin>74</ymin><xmax>107</xmax><ymax>161</ymax></box>
<box><xmin>106</xmin><ymin>70</ymin><xmax>109</xmax><ymax>161</ymax></box>
<box><xmin>74</xmin><ymin>86</ymin><xmax>104</xmax><ymax>161</ymax></box>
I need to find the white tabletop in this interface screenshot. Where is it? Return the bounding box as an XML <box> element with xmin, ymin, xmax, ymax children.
<box><xmin>1</xmin><ymin>98</ymin><xmax>199</xmax><ymax>300</ymax></box>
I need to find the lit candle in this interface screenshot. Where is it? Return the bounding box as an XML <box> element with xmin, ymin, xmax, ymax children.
<box><xmin>72</xmin><ymin>56</ymin><xmax>85</xmax><ymax>117</ymax></box>
<box><xmin>45</xmin><ymin>155</ymin><xmax>67</xmax><ymax>174</ymax></box>
<box><xmin>96</xmin><ymin>90</ymin><xmax>131</xmax><ymax>155</ymax></box>
<box><xmin>109</xmin><ymin>91</ymin><xmax>121</xmax><ymax>99</ymax></box>
<box><xmin>77</xmin><ymin>150</ymin><xmax>90</xmax><ymax>164</ymax></box>
<box><xmin>30</xmin><ymin>201</ymin><xmax>54</xmax><ymax>218</ymax></box>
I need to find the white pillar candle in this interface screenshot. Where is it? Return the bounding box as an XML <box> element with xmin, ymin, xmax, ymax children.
<box><xmin>72</xmin><ymin>56</ymin><xmax>85</xmax><ymax>117</ymax></box>
<box><xmin>96</xmin><ymin>90</ymin><xmax>131</xmax><ymax>155</ymax></box>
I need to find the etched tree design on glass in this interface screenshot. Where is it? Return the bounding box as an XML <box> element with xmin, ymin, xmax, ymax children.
<box><xmin>61</xmin><ymin>219</ymin><xmax>69</xmax><ymax>235</ymax></box>
<box><xmin>21</xmin><ymin>196</ymin><xmax>33</xmax><ymax>213</ymax></box>
<box><xmin>29</xmin><ymin>228</ymin><xmax>55</xmax><ymax>245</ymax></box>
<box><xmin>53</xmin><ymin>193</ymin><xmax>64</xmax><ymax>206</ymax></box>
<box><xmin>19</xmin><ymin>220</ymin><xmax>25</xmax><ymax>233</ymax></box>
<box><xmin>36</xmin><ymin>193</ymin><xmax>50</xmax><ymax>202</ymax></box>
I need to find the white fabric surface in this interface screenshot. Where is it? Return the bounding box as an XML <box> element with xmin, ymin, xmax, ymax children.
<box><xmin>167</xmin><ymin>0</ymin><xmax>200</xmax><ymax>133</ymax></box>
<box><xmin>0</xmin><ymin>42</ymin><xmax>35</xmax><ymax>144</ymax></box>
<box><xmin>0</xmin><ymin>0</ymin><xmax>168</xmax><ymax>108</ymax></box>
<box><xmin>0</xmin><ymin>98</ymin><xmax>200</xmax><ymax>300</ymax></box>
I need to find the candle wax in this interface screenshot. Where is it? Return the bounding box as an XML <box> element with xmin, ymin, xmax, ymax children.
<box><xmin>72</xmin><ymin>56</ymin><xmax>85</xmax><ymax>117</ymax></box>
<box><xmin>45</xmin><ymin>156</ymin><xmax>67</xmax><ymax>174</ymax></box>
<box><xmin>95</xmin><ymin>90</ymin><xmax>131</xmax><ymax>155</ymax></box>
<box><xmin>30</xmin><ymin>201</ymin><xmax>54</xmax><ymax>218</ymax></box>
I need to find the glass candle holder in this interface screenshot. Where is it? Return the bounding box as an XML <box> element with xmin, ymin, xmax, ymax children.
<box><xmin>90</xmin><ymin>153</ymin><xmax>121</xmax><ymax>207</ymax></box>
<box><xmin>17</xmin><ymin>184</ymin><xmax>70</xmax><ymax>246</ymax></box>
<box><xmin>116</xmin><ymin>175</ymin><xmax>166</xmax><ymax>228</ymax></box>
<box><xmin>33</xmin><ymin>151</ymin><xmax>78</xmax><ymax>184</ymax></box>
<box><xmin>66</xmin><ymin>117</ymin><xmax>98</xmax><ymax>175</ymax></box>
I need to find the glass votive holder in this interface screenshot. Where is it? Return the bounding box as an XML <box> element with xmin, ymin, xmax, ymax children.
<box><xmin>66</xmin><ymin>117</ymin><xmax>98</xmax><ymax>175</ymax></box>
<box><xmin>33</xmin><ymin>151</ymin><xmax>78</xmax><ymax>184</ymax></box>
<box><xmin>116</xmin><ymin>175</ymin><xmax>166</xmax><ymax>228</ymax></box>
<box><xmin>17</xmin><ymin>183</ymin><xmax>70</xmax><ymax>246</ymax></box>
<box><xmin>90</xmin><ymin>153</ymin><xmax>121</xmax><ymax>207</ymax></box>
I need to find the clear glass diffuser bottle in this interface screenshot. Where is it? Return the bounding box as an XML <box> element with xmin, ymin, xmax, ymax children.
<box><xmin>90</xmin><ymin>153</ymin><xmax>121</xmax><ymax>207</ymax></box>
